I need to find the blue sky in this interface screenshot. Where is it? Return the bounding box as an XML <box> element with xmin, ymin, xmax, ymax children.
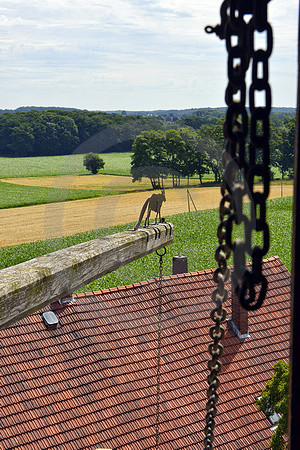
<box><xmin>0</xmin><ymin>0</ymin><xmax>298</xmax><ymax>110</ymax></box>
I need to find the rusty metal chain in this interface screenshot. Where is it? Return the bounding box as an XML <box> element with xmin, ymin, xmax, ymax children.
<box><xmin>204</xmin><ymin>265</ymin><xmax>230</xmax><ymax>448</ymax></box>
<box><xmin>155</xmin><ymin>247</ymin><xmax>166</xmax><ymax>449</ymax></box>
<box><xmin>204</xmin><ymin>1</ymin><xmax>272</xmax><ymax>447</ymax></box>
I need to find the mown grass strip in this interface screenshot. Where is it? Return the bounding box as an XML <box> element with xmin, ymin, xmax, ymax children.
<box><xmin>0</xmin><ymin>196</ymin><xmax>292</xmax><ymax>292</ymax></box>
<box><xmin>0</xmin><ymin>181</ymin><xmax>127</xmax><ymax>209</ymax></box>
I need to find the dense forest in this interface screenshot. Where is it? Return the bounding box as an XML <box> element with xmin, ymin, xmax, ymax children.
<box><xmin>0</xmin><ymin>107</ymin><xmax>228</xmax><ymax>157</ymax></box>
<box><xmin>0</xmin><ymin>108</ymin><xmax>295</xmax><ymax>183</ymax></box>
<box><xmin>0</xmin><ymin>110</ymin><xmax>164</xmax><ymax>157</ymax></box>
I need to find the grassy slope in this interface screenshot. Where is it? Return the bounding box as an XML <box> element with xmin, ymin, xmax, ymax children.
<box><xmin>0</xmin><ymin>153</ymin><xmax>133</xmax><ymax>178</ymax></box>
<box><xmin>0</xmin><ymin>196</ymin><xmax>292</xmax><ymax>291</ymax></box>
<box><xmin>0</xmin><ymin>181</ymin><xmax>127</xmax><ymax>209</ymax></box>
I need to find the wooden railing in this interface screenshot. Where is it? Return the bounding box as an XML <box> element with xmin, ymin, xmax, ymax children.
<box><xmin>0</xmin><ymin>223</ymin><xmax>174</xmax><ymax>330</ymax></box>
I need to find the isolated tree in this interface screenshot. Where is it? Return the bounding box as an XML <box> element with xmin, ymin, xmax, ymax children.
<box><xmin>257</xmin><ymin>361</ymin><xmax>289</xmax><ymax>450</ymax></box>
<box><xmin>83</xmin><ymin>152</ymin><xmax>105</xmax><ymax>174</ymax></box>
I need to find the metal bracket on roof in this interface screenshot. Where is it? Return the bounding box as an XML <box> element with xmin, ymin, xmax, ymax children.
<box><xmin>59</xmin><ymin>294</ymin><xmax>76</xmax><ymax>305</ymax></box>
<box><xmin>227</xmin><ymin>316</ymin><xmax>250</xmax><ymax>340</ymax></box>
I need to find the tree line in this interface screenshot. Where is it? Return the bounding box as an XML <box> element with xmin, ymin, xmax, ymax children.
<box><xmin>0</xmin><ymin>110</ymin><xmax>163</xmax><ymax>157</ymax></box>
<box><xmin>131</xmin><ymin>117</ymin><xmax>296</xmax><ymax>188</ymax></box>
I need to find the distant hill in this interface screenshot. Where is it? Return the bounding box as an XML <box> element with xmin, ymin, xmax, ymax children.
<box><xmin>1</xmin><ymin>106</ymin><xmax>225</xmax><ymax>117</ymax></box>
<box><xmin>105</xmin><ymin>107</ymin><xmax>296</xmax><ymax>118</ymax></box>
<box><xmin>0</xmin><ymin>106</ymin><xmax>295</xmax><ymax>118</ymax></box>
<box><xmin>104</xmin><ymin>107</ymin><xmax>227</xmax><ymax>118</ymax></box>
<box><xmin>0</xmin><ymin>106</ymin><xmax>81</xmax><ymax>115</ymax></box>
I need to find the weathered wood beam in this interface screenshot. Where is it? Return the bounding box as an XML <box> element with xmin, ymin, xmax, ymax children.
<box><xmin>0</xmin><ymin>223</ymin><xmax>174</xmax><ymax>330</ymax></box>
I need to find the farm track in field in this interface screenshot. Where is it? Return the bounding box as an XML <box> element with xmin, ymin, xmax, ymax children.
<box><xmin>0</xmin><ymin>182</ymin><xmax>293</xmax><ymax>247</ymax></box>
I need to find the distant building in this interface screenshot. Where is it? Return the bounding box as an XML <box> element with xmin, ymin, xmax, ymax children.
<box><xmin>0</xmin><ymin>257</ymin><xmax>289</xmax><ymax>449</ymax></box>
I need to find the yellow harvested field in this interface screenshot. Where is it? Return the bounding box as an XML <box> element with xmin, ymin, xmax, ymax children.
<box><xmin>1</xmin><ymin>174</ymin><xmax>152</xmax><ymax>191</ymax></box>
<box><xmin>0</xmin><ymin>184</ymin><xmax>293</xmax><ymax>247</ymax></box>
<box><xmin>1</xmin><ymin>174</ymin><xmax>201</xmax><ymax>191</ymax></box>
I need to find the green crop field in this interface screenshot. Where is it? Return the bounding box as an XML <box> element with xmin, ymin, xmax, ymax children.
<box><xmin>0</xmin><ymin>196</ymin><xmax>292</xmax><ymax>292</ymax></box>
<box><xmin>0</xmin><ymin>153</ymin><xmax>133</xmax><ymax>178</ymax></box>
<box><xmin>0</xmin><ymin>181</ymin><xmax>126</xmax><ymax>209</ymax></box>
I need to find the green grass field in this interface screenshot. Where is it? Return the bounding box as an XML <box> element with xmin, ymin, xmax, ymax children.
<box><xmin>0</xmin><ymin>152</ymin><xmax>291</xmax><ymax>184</ymax></box>
<box><xmin>0</xmin><ymin>181</ymin><xmax>126</xmax><ymax>209</ymax></box>
<box><xmin>0</xmin><ymin>196</ymin><xmax>292</xmax><ymax>291</ymax></box>
<box><xmin>0</xmin><ymin>153</ymin><xmax>216</xmax><ymax>181</ymax></box>
<box><xmin>0</xmin><ymin>153</ymin><xmax>133</xmax><ymax>178</ymax></box>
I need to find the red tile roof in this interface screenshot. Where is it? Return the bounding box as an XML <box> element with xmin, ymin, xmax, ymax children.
<box><xmin>0</xmin><ymin>256</ymin><xmax>290</xmax><ymax>449</ymax></box>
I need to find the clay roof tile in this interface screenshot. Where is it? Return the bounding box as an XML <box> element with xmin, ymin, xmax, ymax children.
<box><xmin>0</xmin><ymin>256</ymin><xmax>290</xmax><ymax>449</ymax></box>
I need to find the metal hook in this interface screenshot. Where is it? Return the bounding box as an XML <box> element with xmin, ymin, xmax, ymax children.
<box><xmin>205</xmin><ymin>25</ymin><xmax>215</xmax><ymax>34</ymax></box>
<box><xmin>156</xmin><ymin>247</ymin><xmax>166</xmax><ymax>257</ymax></box>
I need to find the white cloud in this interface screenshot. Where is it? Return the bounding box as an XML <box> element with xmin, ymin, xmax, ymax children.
<box><xmin>0</xmin><ymin>0</ymin><xmax>297</xmax><ymax>109</ymax></box>
<box><xmin>0</xmin><ymin>14</ymin><xmax>25</xmax><ymax>26</ymax></box>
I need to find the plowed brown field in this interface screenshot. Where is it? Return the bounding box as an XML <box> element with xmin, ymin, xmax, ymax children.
<box><xmin>0</xmin><ymin>183</ymin><xmax>293</xmax><ymax>247</ymax></box>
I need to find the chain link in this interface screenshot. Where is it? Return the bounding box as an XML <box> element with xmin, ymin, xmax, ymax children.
<box><xmin>155</xmin><ymin>247</ymin><xmax>166</xmax><ymax>449</ymax></box>
<box><xmin>204</xmin><ymin>1</ymin><xmax>272</xmax><ymax>447</ymax></box>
